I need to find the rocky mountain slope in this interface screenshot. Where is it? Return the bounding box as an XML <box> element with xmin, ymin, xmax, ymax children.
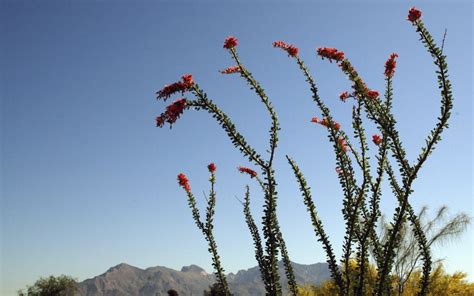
<box><xmin>77</xmin><ymin>261</ymin><xmax>331</xmax><ymax>296</ymax></box>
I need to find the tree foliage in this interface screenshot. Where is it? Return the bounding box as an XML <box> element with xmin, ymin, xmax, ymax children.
<box><xmin>377</xmin><ymin>206</ymin><xmax>471</xmax><ymax>295</ymax></box>
<box><xmin>299</xmin><ymin>263</ymin><xmax>474</xmax><ymax>296</ymax></box>
<box><xmin>17</xmin><ymin>275</ymin><xmax>77</xmax><ymax>296</ymax></box>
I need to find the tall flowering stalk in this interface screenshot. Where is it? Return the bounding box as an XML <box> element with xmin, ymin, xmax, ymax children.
<box><xmin>176</xmin><ymin>165</ymin><xmax>231</xmax><ymax>295</ymax></box>
<box><xmin>156</xmin><ymin>7</ymin><xmax>453</xmax><ymax>296</ymax></box>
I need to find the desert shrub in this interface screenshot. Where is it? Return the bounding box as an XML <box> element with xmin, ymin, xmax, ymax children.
<box><xmin>17</xmin><ymin>275</ymin><xmax>77</xmax><ymax>296</ymax></box>
<box><xmin>302</xmin><ymin>263</ymin><xmax>474</xmax><ymax>296</ymax></box>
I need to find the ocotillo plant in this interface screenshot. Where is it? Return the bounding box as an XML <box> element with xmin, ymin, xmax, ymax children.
<box><xmin>176</xmin><ymin>164</ymin><xmax>232</xmax><ymax>295</ymax></box>
<box><xmin>156</xmin><ymin>35</ymin><xmax>298</xmax><ymax>296</ymax></box>
<box><xmin>155</xmin><ymin>7</ymin><xmax>453</xmax><ymax>296</ymax></box>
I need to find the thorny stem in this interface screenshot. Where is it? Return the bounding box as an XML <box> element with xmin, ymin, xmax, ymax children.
<box><xmin>294</xmin><ymin>55</ymin><xmax>359</xmax><ymax>294</ymax></box>
<box><xmin>374</xmin><ymin>19</ymin><xmax>452</xmax><ymax>296</ymax></box>
<box><xmin>187</xmin><ymin>90</ymin><xmax>266</xmax><ymax>168</ymax></box>
<box><xmin>242</xmin><ymin>186</ymin><xmax>272</xmax><ymax>293</ymax></box>
<box><xmin>228</xmin><ymin>47</ymin><xmax>297</xmax><ymax>295</ymax></box>
<box><xmin>287</xmin><ymin>155</ymin><xmax>345</xmax><ymax>296</ymax></box>
<box><xmin>184</xmin><ymin>172</ymin><xmax>231</xmax><ymax>295</ymax></box>
<box><xmin>229</xmin><ymin>48</ymin><xmax>280</xmax><ymax>168</ymax></box>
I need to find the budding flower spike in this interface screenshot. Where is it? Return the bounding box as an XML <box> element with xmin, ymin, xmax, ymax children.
<box><xmin>366</xmin><ymin>89</ymin><xmax>380</xmax><ymax>100</ymax></box>
<box><xmin>384</xmin><ymin>53</ymin><xmax>399</xmax><ymax>78</ymax></box>
<box><xmin>156</xmin><ymin>74</ymin><xmax>194</xmax><ymax>101</ymax></box>
<box><xmin>155</xmin><ymin>98</ymin><xmax>187</xmax><ymax>128</ymax></box>
<box><xmin>237</xmin><ymin>166</ymin><xmax>258</xmax><ymax>178</ymax></box>
<box><xmin>407</xmin><ymin>7</ymin><xmax>422</xmax><ymax>23</ymax></box>
<box><xmin>220</xmin><ymin>65</ymin><xmax>241</xmax><ymax>74</ymax></box>
<box><xmin>311</xmin><ymin>116</ymin><xmax>341</xmax><ymax>131</ymax></box>
<box><xmin>223</xmin><ymin>36</ymin><xmax>238</xmax><ymax>49</ymax></box>
<box><xmin>272</xmin><ymin>40</ymin><xmax>299</xmax><ymax>57</ymax></box>
<box><xmin>177</xmin><ymin>173</ymin><xmax>191</xmax><ymax>193</ymax></box>
<box><xmin>208</xmin><ymin>163</ymin><xmax>216</xmax><ymax>173</ymax></box>
<box><xmin>317</xmin><ymin>47</ymin><xmax>345</xmax><ymax>63</ymax></box>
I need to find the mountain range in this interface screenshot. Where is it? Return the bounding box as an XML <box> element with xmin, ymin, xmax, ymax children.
<box><xmin>77</xmin><ymin>261</ymin><xmax>331</xmax><ymax>295</ymax></box>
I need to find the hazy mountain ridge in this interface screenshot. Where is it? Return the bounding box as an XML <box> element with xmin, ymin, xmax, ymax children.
<box><xmin>77</xmin><ymin>261</ymin><xmax>331</xmax><ymax>296</ymax></box>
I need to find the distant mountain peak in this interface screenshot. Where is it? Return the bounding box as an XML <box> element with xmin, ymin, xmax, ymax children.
<box><xmin>181</xmin><ymin>264</ymin><xmax>207</xmax><ymax>274</ymax></box>
<box><xmin>115</xmin><ymin>263</ymin><xmax>133</xmax><ymax>268</ymax></box>
<box><xmin>105</xmin><ymin>263</ymin><xmax>140</xmax><ymax>273</ymax></box>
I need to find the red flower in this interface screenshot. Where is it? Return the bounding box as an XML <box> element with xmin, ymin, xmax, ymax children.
<box><xmin>237</xmin><ymin>166</ymin><xmax>257</xmax><ymax>178</ymax></box>
<box><xmin>339</xmin><ymin>91</ymin><xmax>350</xmax><ymax>102</ymax></box>
<box><xmin>338</xmin><ymin>136</ymin><xmax>349</xmax><ymax>153</ymax></box>
<box><xmin>156</xmin><ymin>74</ymin><xmax>194</xmax><ymax>101</ymax></box>
<box><xmin>177</xmin><ymin>173</ymin><xmax>191</xmax><ymax>193</ymax></box>
<box><xmin>384</xmin><ymin>53</ymin><xmax>399</xmax><ymax>78</ymax></box>
<box><xmin>181</xmin><ymin>74</ymin><xmax>194</xmax><ymax>87</ymax></box>
<box><xmin>208</xmin><ymin>163</ymin><xmax>216</xmax><ymax>173</ymax></box>
<box><xmin>367</xmin><ymin>90</ymin><xmax>380</xmax><ymax>100</ymax></box>
<box><xmin>335</xmin><ymin>166</ymin><xmax>343</xmax><ymax>175</ymax></box>
<box><xmin>223</xmin><ymin>36</ymin><xmax>238</xmax><ymax>49</ymax></box>
<box><xmin>156</xmin><ymin>82</ymin><xmax>185</xmax><ymax>101</ymax></box>
<box><xmin>407</xmin><ymin>7</ymin><xmax>422</xmax><ymax>22</ymax></box>
<box><xmin>155</xmin><ymin>98</ymin><xmax>188</xmax><ymax>128</ymax></box>
<box><xmin>313</xmin><ymin>117</ymin><xmax>341</xmax><ymax>131</ymax></box>
<box><xmin>165</xmin><ymin>98</ymin><xmax>187</xmax><ymax>124</ymax></box>
<box><xmin>372</xmin><ymin>134</ymin><xmax>383</xmax><ymax>146</ymax></box>
<box><xmin>317</xmin><ymin>47</ymin><xmax>345</xmax><ymax>62</ymax></box>
<box><xmin>272</xmin><ymin>40</ymin><xmax>299</xmax><ymax>57</ymax></box>
<box><xmin>220</xmin><ymin>65</ymin><xmax>241</xmax><ymax>74</ymax></box>
<box><xmin>287</xmin><ymin>46</ymin><xmax>299</xmax><ymax>57</ymax></box>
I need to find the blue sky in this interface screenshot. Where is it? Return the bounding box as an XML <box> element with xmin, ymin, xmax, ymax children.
<box><xmin>1</xmin><ymin>1</ymin><xmax>472</xmax><ymax>295</ymax></box>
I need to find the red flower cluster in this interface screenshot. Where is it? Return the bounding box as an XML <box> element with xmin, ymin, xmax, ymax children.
<box><xmin>367</xmin><ymin>90</ymin><xmax>380</xmax><ymax>100</ymax></box>
<box><xmin>177</xmin><ymin>173</ymin><xmax>191</xmax><ymax>193</ymax></box>
<box><xmin>317</xmin><ymin>47</ymin><xmax>345</xmax><ymax>62</ymax></box>
<box><xmin>384</xmin><ymin>53</ymin><xmax>399</xmax><ymax>78</ymax></box>
<box><xmin>156</xmin><ymin>98</ymin><xmax>187</xmax><ymax>127</ymax></box>
<box><xmin>182</xmin><ymin>74</ymin><xmax>193</xmax><ymax>86</ymax></box>
<box><xmin>339</xmin><ymin>91</ymin><xmax>350</xmax><ymax>102</ymax></box>
<box><xmin>372</xmin><ymin>134</ymin><xmax>383</xmax><ymax>146</ymax></box>
<box><xmin>223</xmin><ymin>36</ymin><xmax>238</xmax><ymax>49</ymax></box>
<box><xmin>156</xmin><ymin>74</ymin><xmax>194</xmax><ymax>101</ymax></box>
<box><xmin>220</xmin><ymin>65</ymin><xmax>241</xmax><ymax>74</ymax></box>
<box><xmin>272</xmin><ymin>40</ymin><xmax>299</xmax><ymax>57</ymax></box>
<box><xmin>407</xmin><ymin>7</ymin><xmax>422</xmax><ymax>22</ymax></box>
<box><xmin>311</xmin><ymin>117</ymin><xmax>341</xmax><ymax>131</ymax></box>
<box><xmin>237</xmin><ymin>166</ymin><xmax>257</xmax><ymax>178</ymax></box>
<box><xmin>338</xmin><ymin>136</ymin><xmax>349</xmax><ymax>153</ymax></box>
<box><xmin>208</xmin><ymin>163</ymin><xmax>216</xmax><ymax>173</ymax></box>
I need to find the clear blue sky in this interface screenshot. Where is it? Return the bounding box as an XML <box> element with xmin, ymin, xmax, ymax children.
<box><xmin>1</xmin><ymin>1</ymin><xmax>472</xmax><ymax>295</ymax></box>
